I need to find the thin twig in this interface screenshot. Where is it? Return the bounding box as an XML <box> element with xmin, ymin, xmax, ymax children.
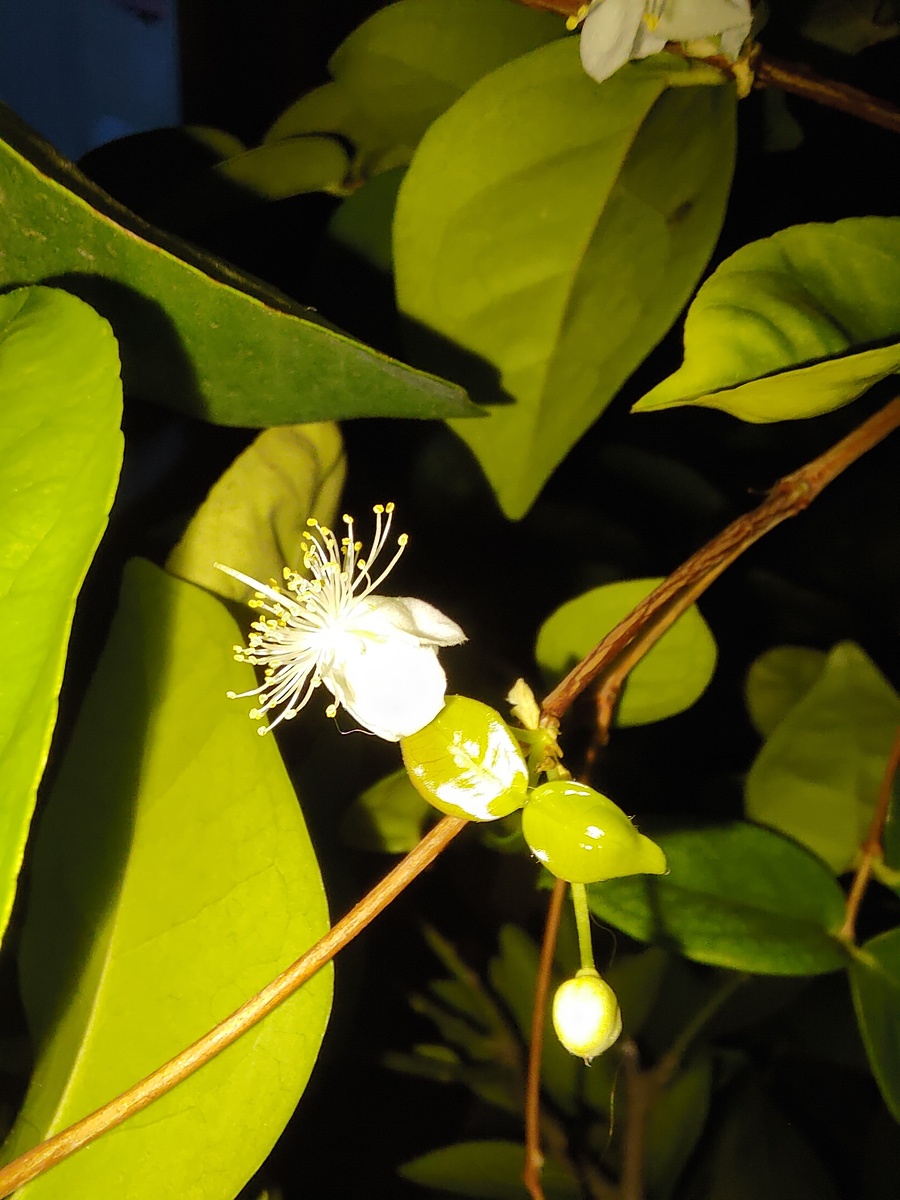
<box><xmin>542</xmin><ymin>396</ymin><xmax>900</xmax><ymax>728</ymax></box>
<box><xmin>523</xmin><ymin>876</ymin><xmax>568</xmax><ymax>1200</ymax></box>
<box><xmin>840</xmin><ymin>724</ymin><xmax>900</xmax><ymax>942</ymax></box>
<box><xmin>0</xmin><ymin>817</ymin><xmax>468</xmax><ymax>1198</ymax></box>
<box><xmin>514</xmin><ymin>0</ymin><xmax>900</xmax><ymax>135</ymax></box>
<box><xmin>756</xmin><ymin>53</ymin><xmax>900</xmax><ymax>136</ymax></box>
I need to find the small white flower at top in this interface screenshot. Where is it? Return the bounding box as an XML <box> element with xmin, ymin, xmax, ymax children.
<box><xmin>216</xmin><ymin>503</ymin><xmax>466</xmax><ymax>742</ymax></box>
<box><xmin>570</xmin><ymin>0</ymin><xmax>752</xmax><ymax>85</ymax></box>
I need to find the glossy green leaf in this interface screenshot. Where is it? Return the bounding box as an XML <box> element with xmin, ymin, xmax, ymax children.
<box><xmin>745</xmin><ymin>645</ymin><xmax>828</xmax><ymax>737</ymax></box>
<box><xmin>166</xmin><ymin>422</ymin><xmax>345</xmax><ymax>603</ymax></box>
<box><xmin>340</xmin><ymin>766</ymin><xmax>432</xmax><ymax>853</ymax></box>
<box><xmin>705</xmin><ymin>1084</ymin><xmax>839</xmax><ymax>1200</ymax></box>
<box><xmin>395</xmin><ymin>41</ymin><xmax>735</xmax><ymax>517</ymax></box>
<box><xmin>264</xmin><ymin>0</ymin><xmax>562</xmax><ymax>175</ymax></box>
<box><xmin>850</xmin><ymin>927</ymin><xmax>900</xmax><ymax>1121</ymax></box>
<box><xmin>587</xmin><ymin>823</ymin><xmax>847</xmax><ymax>975</ymax></box>
<box><xmin>643</xmin><ymin>1051</ymin><xmax>712</xmax><ymax>1198</ymax></box>
<box><xmin>0</xmin><ymin>102</ymin><xmax>471</xmax><ymax>426</ymax></box>
<box><xmin>745</xmin><ymin>642</ymin><xmax>900</xmax><ymax>873</ymax></box>
<box><xmin>635</xmin><ymin>217</ymin><xmax>900</xmax><ymax>421</ymax></box>
<box><xmin>400</xmin><ymin>1140</ymin><xmax>580</xmax><ymax>1200</ymax></box>
<box><xmin>0</xmin><ymin>286</ymin><xmax>122</xmax><ymax>946</ymax></box>
<box><xmin>1</xmin><ymin>561</ymin><xmax>332</xmax><ymax>1199</ymax></box>
<box><xmin>536</xmin><ymin>578</ymin><xmax>717</xmax><ymax>725</ymax></box>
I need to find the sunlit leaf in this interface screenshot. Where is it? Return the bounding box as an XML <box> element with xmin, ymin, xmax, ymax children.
<box><xmin>1</xmin><ymin>561</ymin><xmax>332</xmax><ymax>1199</ymax></box>
<box><xmin>0</xmin><ymin>102</ymin><xmax>471</xmax><ymax>426</ymax></box>
<box><xmin>850</xmin><ymin>927</ymin><xmax>900</xmax><ymax>1121</ymax></box>
<box><xmin>395</xmin><ymin>41</ymin><xmax>735</xmax><ymax>516</ymax></box>
<box><xmin>212</xmin><ymin>136</ymin><xmax>349</xmax><ymax>200</ymax></box>
<box><xmin>0</xmin><ymin>286</ymin><xmax>122</xmax><ymax>946</ymax></box>
<box><xmin>166</xmin><ymin>422</ymin><xmax>345</xmax><ymax>603</ymax></box>
<box><xmin>634</xmin><ymin>217</ymin><xmax>900</xmax><ymax>422</ymax></box>
<box><xmin>536</xmin><ymin>578</ymin><xmax>717</xmax><ymax>725</ymax></box>
<box><xmin>272</xmin><ymin>0</ymin><xmax>563</xmax><ymax>172</ymax></box>
<box><xmin>400</xmin><ymin>1140</ymin><xmax>580</xmax><ymax>1200</ymax></box>
<box><xmin>745</xmin><ymin>645</ymin><xmax>828</xmax><ymax>737</ymax></box>
<box><xmin>745</xmin><ymin>642</ymin><xmax>900</xmax><ymax>873</ymax></box>
<box><xmin>588</xmin><ymin>823</ymin><xmax>847</xmax><ymax>975</ymax></box>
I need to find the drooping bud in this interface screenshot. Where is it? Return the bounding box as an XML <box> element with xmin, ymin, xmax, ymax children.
<box><xmin>552</xmin><ymin>969</ymin><xmax>622</xmax><ymax>1062</ymax></box>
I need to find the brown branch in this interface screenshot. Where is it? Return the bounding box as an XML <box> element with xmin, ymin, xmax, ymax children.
<box><xmin>523</xmin><ymin>875</ymin><xmax>567</xmax><ymax>1200</ymax></box>
<box><xmin>542</xmin><ymin>396</ymin><xmax>900</xmax><ymax>727</ymax></box>
<box><xmin>0</xmin><ymin>816</ymin><xmax>468</xmax><ymax>1198</ymax></box>
<box><xmin>755</xmin><ymin>53</ymin><xmax>900</xmax><ymax>136</ymax></box>
<box><xmin>840</xmin><ymin>723</ymin><xmax>900</xmax><ymax>942</ymax></box>
<box><xmin>512</xmin><ymin>0</ymin><xmax>900</xmax><ymax>135</ymax></box>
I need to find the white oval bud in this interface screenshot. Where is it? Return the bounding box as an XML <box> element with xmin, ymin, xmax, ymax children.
<box><xmin>552</xmin><ymin>969</ymin><xmax>622</xmax><ymax>1063</ymax></box>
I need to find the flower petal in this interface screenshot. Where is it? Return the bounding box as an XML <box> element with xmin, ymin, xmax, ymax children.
<box><xmin>352</xmin><ymin>595</ymin><xmax>467</xmax><ymax>647</ymax></box>
<box><xmin>656</xmin><ymin>0</ymin><xmax>751</xmax><ymax>47</ymax></box>
<box><xmin>580</xmin><ymin>0</ymin><xmax>647</xmax><ymax>83</ymax></box>
<box><xmin>325</xmin><ymin>636</ymin><xmax>449</xmax><ymax>741</ymax></box>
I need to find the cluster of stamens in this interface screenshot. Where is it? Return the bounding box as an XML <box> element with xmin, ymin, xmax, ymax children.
<box><xmin>216</xmin><ymin>503</ymin><xmax>408</xmax><ymax>734</ymax></box>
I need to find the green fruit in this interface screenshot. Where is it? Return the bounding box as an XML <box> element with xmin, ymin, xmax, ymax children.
<box><xmin>522</xmin><ymin>780</ymin><xmax>666</xmax><ymax>883</ymax></box>
<box><xmin>400</xmin><ymin>695</ymin><xmax>529</xmax><ymax>821</ymax></box>
<box><xmin>552</xmin><ymin>969</ymin><xmax>622</xmax><ymax>1061</ymax></box>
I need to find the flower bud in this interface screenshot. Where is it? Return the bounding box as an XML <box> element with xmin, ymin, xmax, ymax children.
<box><xmin>552</xmin><ymin>969</ymin><xmax>622</xmax><ymax>1062</ymax></box>
<box><xmin>522</xmin><ymin>780</ymin><xmax>666</xmax><ymax>883</ymax></box>
<box><xmin>400</xmin><ymin>695</ymin><xmax>529</xmax><ymax>821</ymax></box>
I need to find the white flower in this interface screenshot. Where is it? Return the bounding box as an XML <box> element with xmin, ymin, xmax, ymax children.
<box><xmin>216</xmin><ymin>503</ymin><xmax>466</xmax><ymax>742</ymax></box>
<box><xmin>575</xmin><ymin>0</ymin><xmax>752</xmax><ymax>85</ymax></box>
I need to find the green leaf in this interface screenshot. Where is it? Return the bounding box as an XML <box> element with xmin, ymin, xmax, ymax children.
<box><xmin>165</xmin><ymin>422</ymin><xmax>345</xmax><ymax>603</ymax></box>
<box><xmin>1</xmin><ymin>561</ymin><xmax>332</xmax><ymax>1199</ymax></box>
<box><xmin>0</xmin><ymin>286</ymin><xmax>122</xmax><ymax>946</ymax></box>
<box><xmin>745</xmin><ymin>646</ymin><xmax>828</xmax><ymax>737</ymax></box>
<box><xmin>704</xmin><ymin>1083</ymin><xmax>839</xmax><ymax>1200</ymax></box>
<box><xmin>634</xmin><ymin>217</ymin><xmax>900</xmax><ymax>422</ymax></box>
<box><xmin>328</xmin><ymin>166</ymin><xmax>407</xmax><ymax>274</ymax></box>
<box><xmin>488</xmin><ymin>926</ymin><xmax>579</xmax><ymax>1114</ymax></box>
<box><xmin>0</xmin><ymin>102</ymin><xmax>472</xmax><ymax>426</ymax></box>
<box><xmin>643</xmin><ymin>1051</ymin><xmax>712</xmax><ymax>1199</ymax></box>
<box><xmin>340</xmin><ymin>767</ymin><xmax>432</xmax><ymax>853</ymax></box>
<box><xmin>400</xmin><ymin>1140</ymin><xmax>580</xmax><ymax>1200</ymax></box>
<box><xmin>587</xmin><ymin>823</ymin><xmax>847</xmax><ymax>975</ymax></box>
<box><xmin>211</xmin><ymin>136</ymin><xmax>350</xmax><ymax>201</ymax></box>
<box><xmin>801</xmin><ymin>0</ymin><xmax>900</xmax><ymax>55</ymax></box>
<box><xmin>744</xmin><ymin>642</ymin><xmax>900</xmax><ymax>873</ymax></box>
<box><xmin>850</xmin><ymin>927</ymin><xmax>900</xmax><ymax>1121</ymax></box>
<box><xmin>265</xmin><ymin>0</ymin><xmax>562</xmax><ymax>176</ymax></box>
<box><xmin>536</xmin><ymin>578</ymin><xmax>717</xmax><ymax>725</ymax></box>
<box><xmin>395</xmin><ymin>41</ymin><xmax>735</xmax><ymax>517</ymax></box>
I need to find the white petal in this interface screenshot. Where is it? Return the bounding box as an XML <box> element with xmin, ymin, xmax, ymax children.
<box><xmin>580</xmin><ymin>0</ymin><xmax>647</xmax><ymax>83</ymax></box>
<box><xmin>631</xmin><ymin>25</ymin><xmax>669</xmax><ymax>58</ymax></box>
<box><xmin>325</xmin><ymin>637</ymin><xmax>449</xmax><ymax>741</ymax></box>
<box><xmin>352</xmin><ymin>595</ymin><xmax>466</xmax><ymax>648</ymax></box>
<box><xmin>656</xmin><ymin>0</ymin><xmax>752</xmax><ymax>45</ymax></box>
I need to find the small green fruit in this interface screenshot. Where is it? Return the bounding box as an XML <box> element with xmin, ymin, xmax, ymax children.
<box><xmin>400</xmin><ymin>695</ymin><xmax>528</xmax><ymax>821</ymax></box>
<box><xmin>522</xmin><ymin>780</ymin><xmax>666</xmax><ymax>883</ymax></box>
<box><xmin>553</xmin><ymin>969</ymin><xmax>622</xmax><ymax>1061</ymax></box>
